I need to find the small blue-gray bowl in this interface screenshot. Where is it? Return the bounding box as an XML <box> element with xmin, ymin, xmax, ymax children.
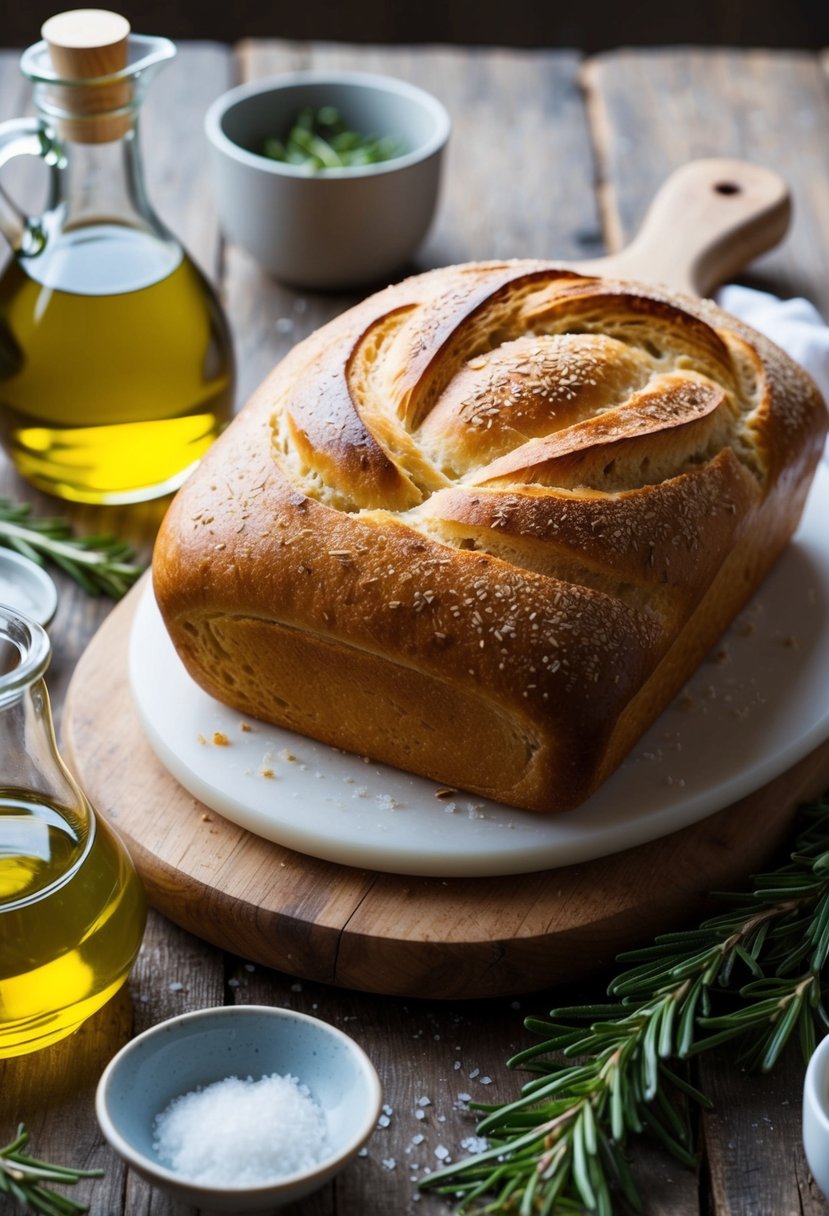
<box><xmin>95</xmin><ymin>1004</ymin><xmax>383</xmax><ymax>1212</ymax></box>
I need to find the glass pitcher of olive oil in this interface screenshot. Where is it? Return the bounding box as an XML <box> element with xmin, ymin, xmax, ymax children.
<box><xmin>0</xmin><ymin>606</ymin><xmax>146</xmax><ymax>1057</ymax></box>
<box><xmin>0</xmin><ymin>10</ymin><xmax>235</xmax><ymax>504</ymax></box>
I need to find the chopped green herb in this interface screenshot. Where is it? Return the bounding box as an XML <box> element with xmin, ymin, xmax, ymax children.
<box><xmin>262</xmin><ymin>106</ymin><xmax>404</xmax><ymax>171</ymax></box>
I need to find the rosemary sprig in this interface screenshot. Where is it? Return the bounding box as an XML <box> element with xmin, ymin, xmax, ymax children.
<box><xmin>0</xmin><ymin>1124</ymin><xmax>103</xmax><ymax>1215</ymax></box>
<box><xmin>0</xmin><ymin>499</ymin><xmax>143</xmax><ymax>598</ymax></box>
<box><xmin>421</xmin><ymin>794</ymin><xmax>829</xmax><ymax>1214</ymax></box>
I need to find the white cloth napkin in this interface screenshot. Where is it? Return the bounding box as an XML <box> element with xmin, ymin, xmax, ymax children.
<box><xmin>717</xmin><ymin>284</ymin><xmax>829</xmax><ymax>421</ymax></box>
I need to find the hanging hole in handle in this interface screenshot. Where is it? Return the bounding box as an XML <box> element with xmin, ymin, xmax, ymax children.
<box><xmin>714</xmin><ymin>181</ymin><xmax>741</xmax><ymax>196</ymax></box>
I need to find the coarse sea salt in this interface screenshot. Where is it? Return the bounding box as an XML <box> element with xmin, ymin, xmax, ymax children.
<box><xmin>153</xmin><ymin>1073</ymin><xmax>329</xmax><ymax>1186</ymax></box>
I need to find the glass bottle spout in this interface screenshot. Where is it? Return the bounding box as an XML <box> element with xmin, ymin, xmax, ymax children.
<box><xmin>19</xmin><ymin>28</ymin><xmax>177</xmax><ymax>147</ymax></box>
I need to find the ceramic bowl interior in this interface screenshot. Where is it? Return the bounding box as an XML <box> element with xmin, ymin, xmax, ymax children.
<box><xmin>204</xmin><ymin>70</ymin><xmax>450</xmax><ymax>288</ymax></box>
<box><xmin>214</xmin><ymin>73</ymin><xmax>448</xmax><ymax>177</ymax></box>
<box><xmin>96</xmin><ymin>1005</ymin><xmax>383</xmax><ymax>1212</ymax></box>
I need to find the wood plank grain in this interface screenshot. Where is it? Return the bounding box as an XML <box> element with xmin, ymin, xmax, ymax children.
<box><xmin>583</xmin><ymin>49</ymin><xmax>829</xmax><ymax>317</ymax></box>
<box><xmin>699</xmin><ymin>1048</ymin><xmax>828</xmax><ymax>1215</ymax></box>
<box><xmin>630</xmin><ymin>1138</ymin><xmax>702</xmax><ymax>1214</ymax></box>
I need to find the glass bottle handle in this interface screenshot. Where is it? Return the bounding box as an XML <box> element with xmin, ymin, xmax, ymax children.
<box><xmin>0</xmin><ymin>117</ymin><xmax>49</xmax><ymax>254</ymax></box>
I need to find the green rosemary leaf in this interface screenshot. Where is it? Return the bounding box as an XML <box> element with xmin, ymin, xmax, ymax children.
<box><xmin>519</xmin><ymin>1168</ymin><xmax>540</xmax><ymax>1216</ymax></box>
<box><xmin>652</xmin><ymin>1072</ymin><xmax>693</xmax><ymax>1145</ymax></box>
<box><xmin>761</xmin><ymin>990</ymin><xmax>807</xmax><ymax>1071</ymax></box>
<box><xmin>599</xmin><ymin>1130</ymin><xmax>642</xmax><ymax>1212</ymax></box>
<box><xmin>7</xmin><ymin>535</ymin><xmax>43</xmax><ymax>565</ymax></box>
<box><xmin>799</xmin><ymin>998</ymin><xmax>818</xmax><ymax>1064</ymax></box>
<box><xmin>684</xmin><ymin>1025</ymin><xmax>752</xmax><ymax>1056</ymax></box>
<box><xmin>698</xmin><ymin>995</ymin><xmax>783</xmax><ymax>1028</ymax></box>
<box><xmin>809</xmin><ymin>895</ymin><xmax>829</xmax><ymax>971</ymax></box>
<box><xmin>658</xmin><ymin>992</ymin><xmax>679</xmax><ymax>1057</ymax></box>
<box><xmin>547</xmin><ymin>1004</ymin><xmax>628</xmax><ymax>1022</ymax></box>
<box><xmin>570</xmin><ymin>1110</ymin><xmax>595</xmax><ymax>1211</ymax></box>
<box><xmin>0</xmin><ymin>1125</ymin><xmax>102</xmax><ymax>1215</ymax></box>
<box><xmin>675</xmin><ymin>975</ymin><xmax>703</xmax><ymax>1057</ymax></box>
<box><xmin>510</xmin><ymin>1031</ymin><xmax>582</xmax><ymax>1063</ymax></box>
<box><xmin>639</xmin><ymin>1104</ymin><xmax>698</xmax><ymax>1168</ymax></box>
<box><xmin>617</xmin><ymin>928</ymin><xmax>716</xmax><ymax>958</ymax></box>
<box><xmin>732</xmin><ymin>943</ymin><xmax>765</xmax><ymax>979</ymax></box>
<box><xmin>0</xmin><ymin>501</ymin><xmax>144</xmax><ymax>599</ymax></box>
<box><xmin>608</xmin><ymin>959</ymin><xmax>672</xmax><ymax>996</ymax></box>
<box><xmin>621</xmin><ymin>1076</ymin><xmax>644</xmax><ymax>1136</ymax></box>
<box><xmin>747</xmin><ymin>919</ymin><xmax>771</xmax><ymax>959</ymax></box>
<box><xmin>609</xmin><ymin>1061</ymin><xmax>625</xmax><ymax>1142</ymax></box>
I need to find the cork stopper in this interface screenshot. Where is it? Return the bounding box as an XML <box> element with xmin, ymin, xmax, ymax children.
<box><xmin>41</xmin><ymin>9</ymin><xmax>132</xmax><ymax>142</ymax></box>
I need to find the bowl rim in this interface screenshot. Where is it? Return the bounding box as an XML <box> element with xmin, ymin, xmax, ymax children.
<box><xmin>0</xmin><ymin>548</ymin><xmax>58</xmax><ymax>628</ymax></box>
<box><xmin>95</xmin><ymin>1003</ymin><xmax>384</xmax><ymax>1197</ymax></box>
<box><xmin>204</xmin><ymin>68</ymin><xmax>451</xmax><ymax>180</ymax></box>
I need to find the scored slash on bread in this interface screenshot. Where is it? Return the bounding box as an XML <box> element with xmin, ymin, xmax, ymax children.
<box><xmin>153</xmin><ymin>262</ymin><xmax>828</xmax><ymax>813</ymax></box>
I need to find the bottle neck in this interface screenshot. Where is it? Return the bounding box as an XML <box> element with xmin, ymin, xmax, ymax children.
<box><xmin>23</xmin><ymin>114</ymin><xmax>182</xmax><ymax>292</ymax></box>
<box><xmin>51</xmin><ymin>121</ymin><xmax>159</xmax><ymax>234</ymax></box>
<box><xmin>0</xmin><ymin>677</ymin><xmax>84</xmax><ymax>813</ymax></box>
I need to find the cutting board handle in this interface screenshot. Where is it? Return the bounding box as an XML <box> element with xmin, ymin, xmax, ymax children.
<box><xmin>579</xmin><ymin>158</ymin><xmax>791</xmax><ymax>297</ymax></box>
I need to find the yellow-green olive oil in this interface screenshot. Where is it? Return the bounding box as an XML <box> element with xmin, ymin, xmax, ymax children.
<box><xmin>0</xmin><ymin>222</ymin><xmax>234</xmax><ymax>503</ymax></box>
<box><xmin>0</xmin><ymin>790</ymin><xmax>146</xmax><ymax>1057</ymax></box>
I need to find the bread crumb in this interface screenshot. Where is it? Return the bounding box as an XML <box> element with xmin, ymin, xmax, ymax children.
<box><xmin>212</xmin><ymin>731</ymin><xmax>230</xmax><ymax>746</ymax></box>
<box><xmin>239</xmin><ymin>721</ymin><xmax>253</xmax><ymax>732</ymax></box>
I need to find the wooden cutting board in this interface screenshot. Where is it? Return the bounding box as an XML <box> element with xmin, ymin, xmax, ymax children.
<box><xmin>64</xmin><ymin>159</ymin><xmax>828</xmax><ymax>1000</ymax></box>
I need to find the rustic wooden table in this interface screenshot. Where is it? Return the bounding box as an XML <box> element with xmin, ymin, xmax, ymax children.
<box><xmin>1</xmin><ymin>36</ymin><xmax>829</xmax><ymax>1216</ymax></box>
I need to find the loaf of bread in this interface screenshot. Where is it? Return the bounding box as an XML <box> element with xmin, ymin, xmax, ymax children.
<box><xmin>153</xmin><ymin>263</ymin><xmax>828</xmax><ymax>812</ymax></box>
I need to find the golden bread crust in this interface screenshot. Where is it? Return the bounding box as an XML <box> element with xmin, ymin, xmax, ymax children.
<box><xmin>153</xmin><ymin>262</ymin><xmax>828</xmax><ymax>811</ymax></box>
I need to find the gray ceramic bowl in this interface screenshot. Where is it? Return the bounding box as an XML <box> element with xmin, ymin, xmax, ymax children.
<box><xmin>95</xmin><ymin>1005</ymin><xmax>383</xmax><ymax>1212</ymax></box>
<box><xmin>205</xmin><ymin>70</ymin><xmax>450</xmax><ymax>289</ymax></box>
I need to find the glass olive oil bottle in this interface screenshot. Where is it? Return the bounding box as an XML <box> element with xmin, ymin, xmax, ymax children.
<box><xmin>0</xmin><ymin>15</ymin><xmax>235</xmax><ymax>503</ymax></box>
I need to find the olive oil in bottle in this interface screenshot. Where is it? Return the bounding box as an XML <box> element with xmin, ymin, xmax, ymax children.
<box><xmin>0</xmin><ymin>791</ymin><xmax>146</xmax><ymax>1057</ymax></box>
<box><xmin>0</xmin><ymin>222</ymin><xmax>234</xmax><ymax>504</ymax></box>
